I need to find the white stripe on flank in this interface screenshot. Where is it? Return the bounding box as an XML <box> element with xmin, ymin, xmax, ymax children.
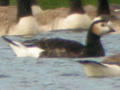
<box><xmin>81</xmin><ymin>62</ymin><xmax>120</xmax><ymax>77</ymax></box>
<box><xmin>9</xmin><ymin>16</ymin><xmax>40</xmax><ymax>35</ymax></box>
<box><xmin>9</xmin><ymin>41</ymin><xmax>44</xmax><ymax>58</ymax></box>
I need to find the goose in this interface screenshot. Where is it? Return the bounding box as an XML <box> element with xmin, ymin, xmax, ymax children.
<box><xmin>0</xmin><ymin>0</ymin><xmax>42</xmax><ymax>20</ymax></box>
<box><xmin>34</xmin><ymin>0</ymin><xmax>91</xmax><ymax>31</ymax></box>
<box><xmin>30</xmin><ymin>0</ymin><xmax>43</xmax><ymax>15</ymax></box>
<box><xmin>0</xmin><ymin>0</ymin><xmax>17</xmax><ymax>21</ymax></box>
<box><xmin>2</xmin><ymin>16</ymin><xmax>115</xmax><ymax>58</ymax></box>
<box><xmin>0</xmin><ymin>0</ymin><xmax>41</xmax><ymax>36</ymax></box>
<box><xmin>84</xmin><ymin>0</ymin><xmax>120</xmax><ymax>33</ymax></box>
<box><xmin>110</xmin><ymin>4</ymin><xmax>120</xmax><ymax>20</ymax></box>
<box><xmin>100</xmin><ymin>1</ymin><xmax>120</xmax><ymax>34</ymax></box>
<box><xmin>84</xmin><ymin>5</ymin><xmax>97</xmax><ymax>20</ymax></box>
<box><xmin>85</xmin><ymin>0</ymin><xmax>111</xmax><ymax>19</ymax></box>
<box><xmin>78</xmin><ymin>54</ymin><xmax>120</xmax><ymax>77</ymax></box>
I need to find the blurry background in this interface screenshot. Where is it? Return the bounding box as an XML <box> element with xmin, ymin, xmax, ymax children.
<box><xmin>10</xmin><ymin>0</ymin><xmax>120</xmax><ymax>9</ymax></box>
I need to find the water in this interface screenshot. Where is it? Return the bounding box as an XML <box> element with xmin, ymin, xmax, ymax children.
<box><xmin>0</xmin><ymin>31</ymin><xmax>120</xmax><ymax>90</ymax></box>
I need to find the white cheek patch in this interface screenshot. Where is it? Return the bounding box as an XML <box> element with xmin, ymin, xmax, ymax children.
<box><xmin>99</xmin><ymin>26</ymin><xmax>110</xmax><ymax>36</ymax></box>
<box><xmin>93</xmin><ymin>22</ymin><xmax>111</xmax><ymax>36</ymax></box>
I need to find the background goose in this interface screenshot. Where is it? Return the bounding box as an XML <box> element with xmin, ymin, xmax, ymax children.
<box><xmin>110</xmin><ymin>4</ymin><xmax>120</xmax><ymax>19</ymax></box>
<box><xmin>85</xmin><ymin>0</ymin><xmax>114</xmax><ymax>20</ymax></box>
<box><xmin>78</xmin><ymin>54</ymin><xmax>120</xmax><ymax>77</ymax></box>
<box><xmin>34</xmin><ymin>0</ymin><xmax>91</xmax><ymax>31</ymax></box>
<box><xmin>0</xmin><ymin>0</ymin><xmax>42</xmax><ymax>19</ymax></box>
<box><xmin>0</xmin><ymin>0</ymin><xmax>41</xmax><ymax>36</ymax></box>
<box><xmin>2</xmin><ymin>16</ymin><xmax>115</xmax><ymax>58</ymax></box>
<box><xmin>0</xmin><ymin>0</ymin><xmax>17</xmax><ymax>22</ymax></box>
<box><xmin>84</xmin><ymin>5</ymin><xmax>97</xmax><ymax>20</ymax></box>
<box><xmin>84</xmin><ymin>0</ymin><xmax>120</xmax><ymax>33</ymax></box>
<box><xmin>31</xmin><ymin>0</ymin><xmax>43</xmax><ymax>15</ymax></box>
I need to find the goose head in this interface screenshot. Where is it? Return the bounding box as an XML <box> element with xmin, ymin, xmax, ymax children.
<box><xmin>90</xmin><ymin>16</ymin><xmax>115</xmax><ymax>36</ymax></box>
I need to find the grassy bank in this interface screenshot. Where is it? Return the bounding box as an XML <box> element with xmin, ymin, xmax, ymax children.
<box><xmin>10</xmin><ymin>0</ymin><xmax>120</xmax><ymax>9</ymax></box>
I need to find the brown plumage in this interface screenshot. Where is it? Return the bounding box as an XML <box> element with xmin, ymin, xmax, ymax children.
<box><xmin>34</xmin><ymin>0</ymin><xmax>91</xmax><ymax>31</ymax></box>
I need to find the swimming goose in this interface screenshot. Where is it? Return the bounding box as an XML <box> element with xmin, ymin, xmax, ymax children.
<box><xmin>0</xmin><ymin>0</ymin><xmax>40</xmax><ymax>36</ymax></box>
<box><xmin>2</xmin><ymin>16</ymin><xmax>115</xmax><ymax>58</ymax></box>
<box><xmin>34</xmin><ymin>0</ymin><xmax>91</xmax><ymax>31</ymax></box>
<box><xmin>78</xmin><ymin>54</ymin><xmax>120</xmax><ymax>77</ymax></box>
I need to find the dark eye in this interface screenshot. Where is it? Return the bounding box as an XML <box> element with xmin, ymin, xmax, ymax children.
<box><xmin>101</xmin><ymin>23</ymin><xmax>105</xmax><ymax>27</ymax></box>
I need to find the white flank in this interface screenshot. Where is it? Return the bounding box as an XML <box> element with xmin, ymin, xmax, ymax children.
<box><xmin>31</xmin><ymin>5</ymin><xmax>42</xmax><ymax>16</ymax></box>
<box><xmin>9</xmin><ymin>41</ymin><xmax>44</xmax><ymax>58</ymax></box>
<box><xmin>81</xmin><ymin>62</ymin><xmax>120</xmax><ymax>77</ymax></box>
<box><xmin>9</xmin><ymin>16</ymin><xmax>40</xmax><ymax>35</ymax></box>
<box><xmin>53</xmin><ymin>14</ymin><xmax>91</xmax><ymax>30</ymax></box>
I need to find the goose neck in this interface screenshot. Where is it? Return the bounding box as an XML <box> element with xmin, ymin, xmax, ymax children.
<box><xmin>69</xmin><ymin>0</ymin><xmax>85</xmax><ymax>14</ymax></box>
<box><xmin>97</xmin><ymin>0</ymin><xmax>110</xmax><ymax>16</ymax></box>
<box><xmin>17</xmin><ymin>0</ymin><xmax>32</xmax><ymax>22</ymax></box>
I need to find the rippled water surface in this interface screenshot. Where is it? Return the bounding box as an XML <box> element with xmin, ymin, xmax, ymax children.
<box><xmin>0</xmin><ymin>31</ymin><xmax>120</xmax><ymax>90</ymax></box>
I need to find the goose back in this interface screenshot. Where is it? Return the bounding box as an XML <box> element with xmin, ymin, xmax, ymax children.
<box><xmin>34</xmin><ymin>0</ymin><xmax>91</xmax><ymax>31</ymax></box>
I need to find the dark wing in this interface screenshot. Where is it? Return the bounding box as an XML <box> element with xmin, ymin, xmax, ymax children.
<box><xmin>36</xmin><ymin>38</ymin><xmax>84</xmax><ymax>58</ymax></box>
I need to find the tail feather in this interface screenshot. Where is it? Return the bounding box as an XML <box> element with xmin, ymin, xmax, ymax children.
<box><xmin>2</xmin><ymin>36</ymin><xmax>29</xmax><ymax>57</ymax></box>
<box><xmin>2</xmin><ymin>36</ymin><xmax>19</xmax><ymax>47</ymax></box>
<box><xmin>2</xmin><ymin>36</ymin><xmax>44</xmax><ymax>58</ymax></box>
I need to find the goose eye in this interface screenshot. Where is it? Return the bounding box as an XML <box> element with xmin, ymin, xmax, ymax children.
<box><xmin>101</xmin><ymin>23</ymin><xmax>105</xmax><ymax>27</ymax></box>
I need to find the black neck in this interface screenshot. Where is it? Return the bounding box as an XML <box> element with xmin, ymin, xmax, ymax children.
<box><xmin>17</xmin><ymin>0</ymin><xmax>32</xmax><ymax>22</ymax></box>
<box><xmin>69</xmin><ymin>0</ymin><xmax>85</xmax><ymax>14</ymax></box>
<box><xmin>0</xmin><ymin>0</ymin><xmax>9</xmax><ymax>6</ymax></box>
<box><xmin>30</xmin><ymin>0</ymin><xmax>37</xmax><ymax>6</ymax></box>
<box><xmin>82</xmin><ymin>28</ymin><xmax>105</xmax><ymax>57</ymax></box>
<box><xmin>97</xmin><ymin>0</ymin><xmax>110</xmax><ymax>16</ymax></box>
